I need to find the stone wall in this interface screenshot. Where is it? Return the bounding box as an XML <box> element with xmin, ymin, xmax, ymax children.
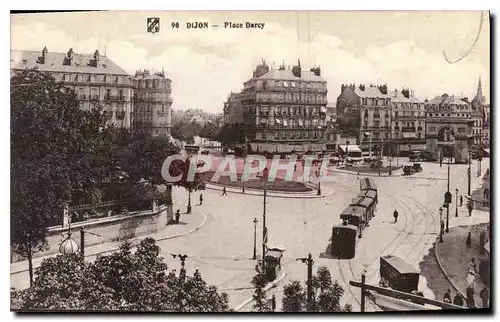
<box><xmin>11</xmin><ymin>204</ymin><xmax>174</xmax><ymax>263</ymax></box>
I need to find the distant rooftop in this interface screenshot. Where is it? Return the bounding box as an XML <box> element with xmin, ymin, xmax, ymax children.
<box><xmin>11</xmin><ymin>48</ymin><xmax>129</xmax><ymax>75</ymax></box>
<box><xmin>257</xmin><ymin>68</ymin><xmax>326</xmax><ymax>82</ymax></box>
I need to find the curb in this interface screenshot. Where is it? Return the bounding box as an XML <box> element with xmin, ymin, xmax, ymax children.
<box><xmin>10</xmin><ymin>209</ymin><xmax>208</xmax><ymax>276</ymax></box>
<box><xmin>233</xmin><ymin>270</ymin><xmax>287</xmax><ymax>312</ymax></box>
<box><xmin>205</xmin><ymin>183</ymin><xmax>333</xmax><ymax>199</ymax></box>
<box><xmin>433</xmin><ymin>237</ymin><xmax>467</xmax><ymax>301</ymax></box>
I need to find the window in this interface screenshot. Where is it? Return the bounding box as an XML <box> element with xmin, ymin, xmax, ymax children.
<box><xmin>120</xmin><ymin>89</ymin><xmax>124</xmax><ymax>99</ymax></box>
<box><xmin>161</xmin><ymin>105</ymin><xmax>165</xmax><ymax>113</ymax></box>
<box><xmin>107</xmin><ymin>89</ymin><xmax>111</xmax><ymax>99</ymax></box>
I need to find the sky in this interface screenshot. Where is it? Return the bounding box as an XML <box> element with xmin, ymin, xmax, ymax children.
<box><xmin>11</xmin><ymin>11</ymin><xmax>490</xmax><ymax>113</ymax></box>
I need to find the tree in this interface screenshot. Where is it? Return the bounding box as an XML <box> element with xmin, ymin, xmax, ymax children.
<box><xmin>215</xmin><ymin>123</ymin><xmax>245</xmax><ymax>146</ymax></box>
<box><xmin>169</xmin><ymin>157</ymin><xmax>206</xmax><ymax>212</ymax></box>
<box><xmin>281</xmin><ymin>266</ymin><xmax>352</xmax><ymax>312</ymax></box>
<box><xmin>11</xmin><ymin>69</ymin><xmax>108</xmax><ymax>286</ymax></box>
<box><xmin>199</xmin><ymin>122</ymin><xmax>219</xmax><ymax>140</ymax></box>
<box><xmin>251</xmin><ymin>273</ymin><xmax>271</xmax><ymax>312</ymax></box>
<box><xmin>282</xmin><ymin>280</ymin><xmax>306</xmax><ymax>312</ymax></box>
<box><xmin>11</xmin><ymin>238</ymin><xmax>229</xmax><ymax>312</ymax></box>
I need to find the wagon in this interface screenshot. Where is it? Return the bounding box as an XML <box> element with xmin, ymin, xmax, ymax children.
<box><xmin>379</xmin><ymin>255</ymin><xmax>420</xmax><ymax>293</ymax></box>
<box><xmin>331</xmin><ymin>223</ymin><xmax>358</xmax><ymax>259</ymax></box>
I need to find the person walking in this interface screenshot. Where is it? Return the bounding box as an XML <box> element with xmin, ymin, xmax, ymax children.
<box><xmin>468</xmin><ymin>258</ymin><xmax>477</xmax><ymax>274</ymax></box>
<box><xmin>460</xmin><ymin>195</ymin><xmax>463</xmax><ymax>207</ymax></box>
<box><xmin>393</xmin><ymin>209</ymin><xmax>399</xmax><ymax>223</ymax></box>
<box><xmin>466</xmin><ymin>285</ymin><xmax>476</xmax><ymax>308</ymax></box>
<box><xmin>222</xmin><ymin>186</ymin><xmax>227</xmax><ymax>196</ymax></box>
<box><xmin>453</xmin><ymin>293</ymin><xmax>464</xmax><ymax>306</ymax></box>
<box><xmin>443</xmin><ymin>289</ymin><xmax>452</xmax><ymax>303</ymax></box>
<box><xmin>199</xmin><ymin>193</ymin><xmax>203</xmax><ymax>205</ymax></box>
<box><xmin>467</xmin><ymin>200</ymin><xmax>474</xmax><ymax>216</ymax></box>
<box><xmin>479</xmin><ymin>286</ymin><xmax>489</xmax><ymax>308</ymax></box>
<box><xmin>466</xmin><ymin>232</ymin><xmax>472</xmax><ymax>249</ymax></box>
<box><xmin>175</xmin><ymin>209</ymin><xmax>181</xmax><ymax>224</ymax></box>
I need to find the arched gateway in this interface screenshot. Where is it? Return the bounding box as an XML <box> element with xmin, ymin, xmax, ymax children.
<box><xmin>425</xmin><ymin>95</ymin><xmax>474</xmax><ymax>164</ymax></box>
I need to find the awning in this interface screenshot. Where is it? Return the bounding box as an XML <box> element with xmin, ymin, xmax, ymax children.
<box><xmin>283</xmin><ymin>120</ymin><xmax>288</xmax><ymax>127</ymax></box>
<box><xmin>482</xmin><ymin>148</ymin><xmax>490</xmax><ymax>157</ymax></box>
<box><xmin>275</xmin><ymin>118</ymin><xmax>281</xmax><ymax>125</ymax></box>
<box><xmin>484</xmin><ymin>241</ymin><xmax>490</xmax><ymax>254</ymax></box>
<box><xmin>298</xmin><ymin>119</ymin><xmax>304</xmax><ymax>127</ymax></box>
<box><xmin>339</xmin><ymin>144</ymin><xmax>361</xmax><ymax>153</ymax></box>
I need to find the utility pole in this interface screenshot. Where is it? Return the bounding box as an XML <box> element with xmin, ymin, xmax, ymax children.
<box><xmin>360</xmin><ymin>273</ymin><xmax>366</xmax><ymax>312</ymax></box>
<box><xmin>80</xmin><ymin>227</ymin><xmax>85</xmax><ymax>257</ymax></box>
<box><xmin>171</xmin><ymin>253</ymin><xmax>189</xmax><ymax>282</ymax></box>
<box><xmin>446</xmin><ymin>155</ymin><xmax>450</xmax><ymax>233</ymax></box>
<box><xmin>468</xmin><ymin>150</ymin><xmax>471</xmax><ymax>196</ymax></box>
<box><xmin>243</xmin><ymin>135</ymin><xmax>247</xmax><ymax>193</ymax></box>
<box><xmin>262</xmin><ymin>169</ymin><xmax>268</xmax><ymax>272</ymax></box>
<box><xmin>297</xmin><ymin>253</ymin><xmax>314</xmax><ymax>310</ymax></box>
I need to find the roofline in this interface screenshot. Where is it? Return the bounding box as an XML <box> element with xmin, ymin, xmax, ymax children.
<box><xmin>11</xmin><ymin>66</ymin><xmax>131</xmax><ymax>77</ymax></box>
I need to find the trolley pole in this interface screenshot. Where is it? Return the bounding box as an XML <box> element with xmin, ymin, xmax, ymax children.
<box><xmin>297</xmin><ymin>253</ymin><xmax>314</xmax><ymax>310</ymax></box>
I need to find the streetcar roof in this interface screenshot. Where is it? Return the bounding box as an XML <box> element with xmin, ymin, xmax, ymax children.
<box><xmin>332</xmin><ymin>224</ymin><xmax>357</xmax><ymax>231</ymax></box>
<box><xmin>341</xmin><ymin>205</ymin><xmax>364</xmax><ymax>217</ymax></box>
<box><xmin>380</xmin><ymin>255</ymin><xmax>418</xmax><ymax>274</ymax></box>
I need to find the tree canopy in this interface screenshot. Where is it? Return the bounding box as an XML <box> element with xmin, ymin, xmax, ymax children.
<box><xmin>281</xmin><ymin>266</ymin><xmax>352</xmax><ymax>312</ymax></box>
<box><xmin>12</xmin><ymin>238</ymin><xmax>230</xmax><ymax>312</ymax></box>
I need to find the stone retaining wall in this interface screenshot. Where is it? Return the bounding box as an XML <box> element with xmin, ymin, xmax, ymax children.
<box><xmin>11</xmin><ymin>204</ymin><xmax>173</xmax><ymax>263</ymax></box>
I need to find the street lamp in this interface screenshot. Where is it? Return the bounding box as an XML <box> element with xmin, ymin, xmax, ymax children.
<box><xmin>446</xmin><ymin>154</ymin><xmax>450</xmax><ymax>233</ymax></box>
<box><xmin>187</xmin><ymin>190</ymin><xmax>192</xmax><ymax>214</ymax></box>
<box><xmin>455</xmin><ymin>188</ymin><xmax>459</xmax><ymax>217</ymax></box>
<box><xmin>467</xmin><ymin>150</ymin><xmax>472</xmax><ymax>196</ymax></box>
<box><xmin>439</xmin><ymin>207</ymin><xmax>443</xmax><ymax>243</ymax></box>
<box><xmin>317</xmin><ymin>171</ymin><xmax>321</xmax><ymax>196</ymax></box>
<box><xmin>253</xmin><ymin>217</ymin><xmax>258</xmax><ymax>260</ymax></box>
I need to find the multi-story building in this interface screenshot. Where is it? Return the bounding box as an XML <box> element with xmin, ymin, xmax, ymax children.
<box><xmin>236</xmin><ymin>60</ymin><xmax>328</xmax><ymax>153</ymax></box>
<box><xmin>133</xmin><ymin>69</ymin><xmax>173</xmax><ymax>136</ymax></box>
<box><xmin>336</xmin><ymin>84</ymin><xmax>392</xmax><ymax>154</ymax></box>
<box><xmin>482</xmin><ymin>104</ymin><xmax>490</xmax><ymax>147</ymax></box>
<box><xmin>11</xmin><ymin>47</ymin><xmax>133</xmax><ymax>128</ymax></box>
<box><xmin>389</xmin><ymin>89</ymin><xmax>426</xmax><ymax>154</ymax></box>
<box><xmin>223</xmin><ymin>92</ymin><xmax>244</xmax><ymax>124</ymax></box>
<box><xmin>424</xmin><ymin>94</ymin><xmax>474</xmax><ymax>163</ymax></box>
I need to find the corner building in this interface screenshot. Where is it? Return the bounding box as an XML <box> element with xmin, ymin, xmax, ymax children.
<box><xmin>133</xmin><ymin>70</ymin><xmax>173</xmax><ymax>136</ymax></box>
<box><xmin>11</xmin><ymin>47</ymin><xmax>133</xmax><ymax>128</ymax></box>
<box><xmin>238</xmin><ymin>60</ymin><xmax>328</xmax><ymax>153</ymax></box>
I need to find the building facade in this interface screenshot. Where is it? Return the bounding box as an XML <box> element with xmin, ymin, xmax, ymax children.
<box><xmin>337</xmin><ymin>84</ymin><xmax>392</xmax><ymax>153</ymax></box>
<box><xmin>389</xmin><ymin>89</ymin><xmax>426</xmax><ymax>154</ymax></box>
<box><xmin>236</xmin><ymin>60</ymin><xmax>328</xmax><ymax>153</ymax></box>
<box><xmin>133</xmin><ymin>69</ymin><xmax>173</xmax><ymax>136</ymax></box>
<box><xmin>223</xmin><ymin>92</ymin><xmax>244</xmax><ymax>124</ymax></box>
<box><xmin>424</xmin><ymin>94</ymin><xmax>474</xmax><ymax>163</ymax></box>
<box><xmin>482</xmin><ymin>104</ymin><xmax>490</xmax><ymax>147</ymax></box>
<box><xmin>11</xmin><ymin>47</ymin><xmax>133</xmax><ymax>128</ymax></box>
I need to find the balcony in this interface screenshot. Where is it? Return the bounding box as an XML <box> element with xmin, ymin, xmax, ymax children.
<box><xmin>402</xmin><ymin>127</ymin><xmax>416</xmax><ymax>132</ymax></box>
<box><xmin>106</xmin><ymin>95</ymin><xmax>128</xmax><ymax>101</ymax></box>
<box><xmin>373</xmin><ymin>114</ymin><xmax>381</xmax><ymax>118</ymax></box>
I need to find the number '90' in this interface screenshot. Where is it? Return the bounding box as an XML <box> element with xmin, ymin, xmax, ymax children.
<box><xmin>172</xmin><ymin>22</ymin><xmax>180</xmax><ymax>29</ymax></box>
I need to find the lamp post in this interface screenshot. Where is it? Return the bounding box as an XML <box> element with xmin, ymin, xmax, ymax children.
<box><xmin>455</xmin><ymin>188</ymin><xmax>459</xmax><ymax>217</ymax></box>
<box><xmin>317</xmin><ymin>170</ymin><xmax>321</xmax><ymax>196</ymax></box>
<box><xmin>467</xmin><ymin>150</ymin><xmax>471</xmax><ymax>196</ymax></box>
<box><xmin>187</xmin><ymin>190</ymin><xmax>192</xmax><ymax>214</ymax></box>
<box><xmin>253</xmin><ymin>217</ymin><xmax>258</xmax><ymax>260</ymax></box>
<box><xmin>446</xmin><ymin>155</ymin><xmax>450</xmax><ymax>233</ymax></box>
<box><xmin>439</xmin><ymin>207</ymin><xmax>443</xmax><ymax>243</ymax></box>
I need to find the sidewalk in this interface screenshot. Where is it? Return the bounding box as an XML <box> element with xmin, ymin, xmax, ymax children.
<box><xmin>205</xmin><ymin>182</ymin><xmax>334</xmax><ymax>199</ymax></box>
<box><xmin>10</xmin><ymin>207</ymin><xmax>207</xmax><ymax>277</ymax></box>
<box><xmin>434</xmin><ymin>223</ymin><xmax>490</xmax><ymax>308</ymax></box>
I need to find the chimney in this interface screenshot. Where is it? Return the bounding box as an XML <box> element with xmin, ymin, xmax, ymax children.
<box><xmin>64</xmin><ymin>48</ymin><xmax>74</xmax><ymax>66</ymax></box>
<box><xmin>292</xmin><ymin>59</ymin><xmax>302</xmax><ymax>77</ymax></box>
<box><xmin>310</xmin><ymin>67</ymin><xmax>321</xmax><ymax>76</ymax></box>
<box><xmin>393</xmin><ymin>89</ymin><xmax>398</xmax><ymax>98</ymax></box>
<box><xmin>94</xmin><ymin>49</ymin><xmax>100</xmax><ymax>62</ymax></box>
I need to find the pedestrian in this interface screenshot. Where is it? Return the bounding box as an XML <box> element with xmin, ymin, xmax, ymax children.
<box><xmin>460</xmin><ymin>195</ymin><xmax>463</xmax><ymax>207</ymax></box>
<box><xmin>467</xmin><ymin>200</ymin><xmax>474</xmax><ymax>216</ymax></box>
<box><xmin>393</xmin><ymin>209</ymin><xmax>399</xmax><ymax>223</ymax></box>
<box><xmin>199</xmin><ymin>193</ymin><xmax>203</xmax><ymax>205</ymax></box>
<box><xmin>466</xmin><ymin>232</ymin><xmax>472</xmax><ymax>249</ymax></box>
<box><xmin>443</xmin><ymin>289</ymin><xmax>452</xmax><ymax>303</ymax></box>
<box><xmin>479</xmin><ymin>232</ymin><xmax>486</xmax><ymax>255</ymax></box>
<box><xmin>484</xmin><ymin>188</ymin><xmax>490</xmax><ymax>201</ymax></box>
<box><xmin>440</xmin><ymin>220</ymin><xmax>445</xmax><ymax>233</ymax></box>
<box><xmin>453</xmin><ymin>293</ymin><xmax>464</xmax><ymax>306</ymax></box>
<box><xmin>222</xmin><ymin>186</ymin><xmax>227</xmax><ymax>196</ymax></box>
<box><xmin>466</xmin><ymin>285</ymin><xmax>475</xmax><ymax>308</ymax></box>
<box><xmin>468</xmin><ymin>258</ymin><xmax>477</xmax><ymax>274</ymax></box>
<box><xmin>175</xmin><ymin>209</ymin><xmax>180</xmax><ymax>224</ymax></box>
<box><xmin>479</xmin><ymin>286</ymin><xmax>489</xmax><ymax>308</ymax></box>
<box><xmin>440</xmin><ymin>157</ymin><xmax>443</xmax><ymax>168</ymax></box>
<box><xmin>357</xmin><ymin>170</ymin><xmax>360</xmax><ymax>178</ymax></box>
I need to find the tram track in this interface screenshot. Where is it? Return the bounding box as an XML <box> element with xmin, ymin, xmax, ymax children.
<box><xmin>330</xmin><ymin>177</ymin><xmax>446</xmax><ymax>308</ymax></box>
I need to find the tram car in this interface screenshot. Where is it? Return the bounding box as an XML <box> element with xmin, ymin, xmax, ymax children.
<box><xmin>379</xmin><ymin>255</ymin><xmax>425</xmax><ymax>304</ymax></box>
<box><xmin>331</xmin><ymin>178</ymin><xmax>379</xmax><ymax>259</ymax></box>
<box><xmin>359</xmin><ymin>178</ymin><xmax>378</xmax><ymax>204</ymax></box>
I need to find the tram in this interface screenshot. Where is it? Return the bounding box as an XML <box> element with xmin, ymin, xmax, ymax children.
<box><xmin>331</xmin><ymin>178</ymin><xmax>379</xmax><ymax>259</ymax></box>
